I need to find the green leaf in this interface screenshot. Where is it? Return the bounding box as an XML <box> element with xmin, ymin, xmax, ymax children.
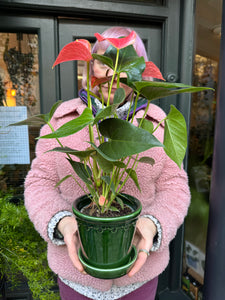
<box><xmin>93</xmin><ymin>105</ymin><xmax>117</xmax><ymax>125</ymax></box>
<box><xmin>98</xmin><ymin>118</ymin><xmax>163</xmax><ymax>161</ymax></box>
<box><xmin>109</xmin><ymin>206</ymin><xmax>120</xmax><ymax>212</ymax></box>
<box><xmin>48</xmin><ymin>147</ymin><xmax>95</xmax><ymax>160</ymax></box>
<box><xmin>115</xmin><ymin>196</ymin><xmax>124</xmax><ymax>209</ymax></box>
<box><xmin>125</xmin><ymin>168</ymin><xmax>141</xmax><ymax>191</ymax></box>
<box><xmin>101</xmin><ymin>175</ymin><xmax>115</xmax><ymax>194</ymax></box>
<box><xmin>48</xmin><ymin>100</ymin><xmax>63</xmax><ymax>121</ymax></box>
<box><xmin>104</xmin><ymin>45</ymin><xmax>145</xmax><ymax>83</ymax></box>
<box><xmin>105</xmin><ymin>44</ymin><xmax>137</xmax><ymax>66</ymax></box>
<box><xmin>118</xmin><ymin>56</ymin><xmax>146</xmax><ymax>84</ymax></box>
<box><xmin>113</xmin><ymin>161</ymin><xmax>126</xmax><ymax>168</ymax></box>
<box><xmin>163</xmin><ymin>105</ymin><xmax>187</xmax><ymax>168</ymax></box>
<box><xmin>133</xmin><ymin>81</ymin><xmax>214</xmax><ymax>102</ymax></box>
<box><xmin>9</xmin><ymin>101</ymin><xmax>63</xmax><ymax>127</ymax></box>
<box><xmin>67</xmin><ymin>159</ymin><xmax>92</xmax><ymax>185</ymax></box>
<box><xmin>88</xmin><ymin>142</ymin><xmax>116</xmax><ymax>161</ymax></box>
<box><xmin>93</xmin><ymin>153</ymin><xmax>114</xmax><ymax>173</ymax></box>
<box><xmin>9</xmin><ymin>114</ymin><xmax>47</xmax><ymax>127</ymax></box>
<box><xmin>113</xmin><ymin>88</ymin><xmax>126</xmax><ymax>105</ymax></box>
<box><xmin>138</xmin><ymin>156</ymin><xmax>155</xmax><ymax>166</ymax></box>
<box><xmin>137</xmin><ymin>118</ymin><xmax>154</xmax><ymax>133</ymax></box>
<box><xmin>39</xmin><ymin>107</ymin><xmax>94</xmax><ymax>139</ymax></box>
<box><xmin>134</xmin><ymin>81</ymin><xmax>195</xmax><ymax>89</ymax></box>
<box><xmin>55</xmin><ymin>175</ymin><xmax>73</xmax><ymax>187</ymax></box>
<box><xmin>92</xmin><ymin>53</ymin><xmax>114</xmax><ymax>69</ymax></box>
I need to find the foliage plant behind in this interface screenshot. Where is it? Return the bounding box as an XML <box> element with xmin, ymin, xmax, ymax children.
<box><xmin>0</xmin><ymin>190</ymin><xmax>59</xmax><ymax>300</ymax></box>
<box><xmin>11</xmin><ymin>31</ymin><xmax>213</xmax><ymax>215</ymax></box>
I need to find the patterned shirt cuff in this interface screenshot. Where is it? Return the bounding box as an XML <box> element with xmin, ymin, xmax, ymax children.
<box><xmin>140</xmin><ymin>214</ymin><xmax>162</xmax><ymax>251</ymax></box>
<box><xmin>48</xmin><ymin>211</ymin><xmax>73</xmax><ymax>245</ymax></box>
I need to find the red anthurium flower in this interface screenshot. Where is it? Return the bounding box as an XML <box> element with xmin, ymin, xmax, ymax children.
<box><xmin>91</xmin><ymin>76</ymin><xmax>112</xmax><ymax>88</ymax></box>
<box><xmin>142</xmin><ymin>61</ymin><xmax>165</xmax><ymax>81</ymax></box>
<box><xmin>94</xmin><ymin>31</ymin><xmax>136</xmax><ymax>49</ymax></box>
<box><xmin>52</xmin><ymin>39</ymin><xmax>92</xmax><ymax>68</ymax></box>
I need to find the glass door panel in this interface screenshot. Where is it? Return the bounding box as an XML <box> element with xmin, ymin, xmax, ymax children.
<box><xmin>0</xmin><ymin>32</ymin><xmax>40</xmax><ymax>192</ymax></box>
<box><xmin>182</xmin><ymin>0</ymin><xmax>222</xmax><ymax>297</ymax></box>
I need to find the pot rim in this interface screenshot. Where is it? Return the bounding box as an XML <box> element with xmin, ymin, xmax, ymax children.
<box><xmin>72</xmin><ymin>193</ymin><xmax>142</xmax><ymax>223</ymax></box>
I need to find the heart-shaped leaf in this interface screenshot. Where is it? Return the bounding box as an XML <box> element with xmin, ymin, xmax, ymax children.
<box><xmin>125</xmin><ymin>168</ymin><xmax>141</xmax><ymax>191</ymax></box>
<box><xmin>138</xmin><ymin>156</ymin><xmax>155</xmax><ymax>166</ymax></box>
<box><xmin>93</xmin><ymin>105</ymin><xmax>117</xmax><ymax>125</ymax></box>
<box><xmin>113</xmin><ymin>88</ymin><xmax>126</xmax><ymax>105</ymax></box>
<box><xmin>137</xmin><ymin>118</ymin><xmax>154</xmax><ymax>133</ymax></box>
<box><xmin>48</xmin><ymin>147</ymin><xmax>95</xmax><ymax>160</ymax></box>
<box><xmin>9</xmin><ymin>114</ymin><xmax>47</xmax><ymax>127</ymax></box>
<box><xmin>104</xmin><ymin>45</ymin><xmax>145</xmax><ymax>83</ymax></box>
<box><xmin>116</xmin><ymin>196</ymin><xmax>124</xmax><ymax>209</ymax></box>
<box><xmin>67</xmin><ymin>159</ymin><xmax>92</xmax><ymax>185</ymax></box>
<box><xmin>118</xmin><ymin>56</ymin><xmax>146</xmax><ymax>84</ymax></box>
<box><xmin>9</xmin><ymin>101</ymin><xmax>63</xmax><ymax>127</ymax></box>
<box><xmin>98</xmin><ymin>118</ymin><xmax>163</xmax><ymax>160</ymax></box>
<box><xmin>92</xmin><ymin>53</ymin><xmax>113</xmax><ymax>69</ymax></box>
<box><xmin>163</xmin><ymin>105</ymin><xmax>187</xmax><ymax>168</ymax></box>
<box><xmin>55</xmin><ymin>175</ymin><xmax>73</xmax><ymax>187</ymax></box>
<box><xmin>39</xmin><ymin>107</ymin><xmax>94</xmax><ymax>139</ymax></box>
<box><xmin>101</xmin><ymin>175</ymin><xmax>115</xmax><ymax>194</ymax></box>
<box><xmin>133</xmin><ymin>81</ymin><xmax>214</xmax><ymax>102</ymax></box>
<box><xmin>93</xmin><ymin>153</ymin><xmax>114</xmax><ymax>173</ymax></box>
<box><xmin>48</xmin><ymin>101</ymin><xmax>63</xmax><ymax>121</ymax></box>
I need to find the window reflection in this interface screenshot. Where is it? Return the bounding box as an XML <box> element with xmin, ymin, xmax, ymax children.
<box><xmin>0</xmin><ymin>32</ymin><xmax>40</xmax><ymax>191</ymax></box>
<box><xmin>182</xmin><ymin>54</ymin><xmax>218</xmax><ymax>298</ymax></box>
<box><xmin>0</xmin><ymin>33</ymin><xmax>40</xmax><ymax>115</ymax></box>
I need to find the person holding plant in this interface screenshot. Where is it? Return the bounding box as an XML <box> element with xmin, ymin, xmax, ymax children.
<box><xmin>24</xmin><ymin>27</ymin><xmax>192</xmax><ymax>300</ymax></box>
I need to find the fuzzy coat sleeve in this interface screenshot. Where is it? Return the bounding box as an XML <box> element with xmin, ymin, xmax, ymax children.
<box><xmin>132</xmin><ymin>104</ymin><xmax>191</xmax><ymax>252</ymax></box>
<box><xmin>146</xmin><ymin>154</ymin><xmax>190</xmax><ymax>251</ymax></box>
<box><xmin>24</xmin><ymin>122</ymin><xmax>72</xmax><ymax>242</ymax></box>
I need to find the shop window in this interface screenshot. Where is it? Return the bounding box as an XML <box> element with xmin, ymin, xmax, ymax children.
<box><xmin>182</xmin><ymin>54</ymin><xmax>218</xmax><ymax>299</ymax></box>
<box><xmin>0</xmin><ymin>32</ymin><xmax>40</xmax><ymax>193</ymax></box>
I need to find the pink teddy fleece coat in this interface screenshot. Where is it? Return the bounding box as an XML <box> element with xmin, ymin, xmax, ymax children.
<box><xmin>24</xmin><ymin>97</ymin><xmax>190</xmax><ymax>292</ymax></box>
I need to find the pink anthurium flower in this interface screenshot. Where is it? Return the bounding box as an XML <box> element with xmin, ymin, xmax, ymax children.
<box><xmin>142</xmin><ymin>61</ymin><xmax>165</xmax><ymax>81</ymax></box>
<box><xmin>99</xmin><ymin>195</ymin><xmax>108</xmax><ymax>206</ymax></box>
<box><xmin>94</xmin><ymin>31</ymin><xmax>136</xmax><ymax>49</ymax></box>
<box><xmin>52</xmin><ymin>39</ymin><xmax>92</xmax><ymax>68</ymax></box>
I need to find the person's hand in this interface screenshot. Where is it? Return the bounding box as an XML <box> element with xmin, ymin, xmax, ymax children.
<box><xmin>57</xmin><ymin>216</ymin><xmax>86</xmax><ymax>274</ymax></box>
<box><xmin>128</xmin><ymin>217</ymin><xmax>157</xmax><ymax>277</ymax></box>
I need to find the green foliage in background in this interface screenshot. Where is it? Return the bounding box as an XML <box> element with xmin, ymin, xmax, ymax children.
<box><xmin>0</xmin><ymin>190</ymin><xmax>60</xmax><ymax>300</ymax></box>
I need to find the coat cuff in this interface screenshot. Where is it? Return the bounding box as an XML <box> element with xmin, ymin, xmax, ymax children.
<box><xmin>140</xmin><ymin>214</ymin><xmax>162</xmax><ymax>251</ymax></box>
<box><xmin>48</xmin><ymin>211</ymin><xmax>73</xmax><ymax>245</ymax></box>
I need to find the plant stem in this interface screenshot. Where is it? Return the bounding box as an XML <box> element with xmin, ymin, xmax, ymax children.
<box><xmin>107</xmin><ymin>48</ymin><xmax>119</xmax><ymax>106</ymax></box>
<box><xmin>86</xmin><ymin>61</ymin><xmax>94</xmax><ymax>144</ymax></box>
<box><xmin>117</xmin><ymin>155</ymin><xmax>139</xmax><ymax>194</ymax></box>
<box><xmin>47</xmin><ymin>122</ymin><xmax>73</xmax><ymax>161</ymax></box>
<box><xmin>152</xmin><ymin>116</ymin><xmax>167</xmax><ymax>133</ymax></box>
<box><xmin>126</xmin><ymin>91</ymin><xmax>135</xmax><ymax>121</ymax></box>
<box><xmin>131</xmin><ymin>92</ymin><xmax>140</xmax><ymax>123</ymax></box>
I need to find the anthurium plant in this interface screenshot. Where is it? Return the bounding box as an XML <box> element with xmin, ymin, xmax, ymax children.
<box><xmin>12</xmin><ymin>31</ymin><xmax>212</xmax><ymax>215</ymax></box>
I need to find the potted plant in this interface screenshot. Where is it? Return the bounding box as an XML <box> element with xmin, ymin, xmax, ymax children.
<box><xmin>11</xmin><ymin>31</ymin><xmax>212</xmax><ymax>279</ymax></box>
<box><xmin>0</xmin><ymin>190</ymin><xmax>59</xmax><ymax>299</ymax></box>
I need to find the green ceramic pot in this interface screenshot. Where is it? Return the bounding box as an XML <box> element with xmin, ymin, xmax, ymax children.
<box><xmin>72</xmin><ymin>193</ymin><xmax>142</xmax><ymax>278</ymax></box>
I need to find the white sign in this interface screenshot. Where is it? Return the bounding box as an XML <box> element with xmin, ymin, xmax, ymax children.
<box><xmin>0</xmin><ymin>106</ymin><xmax>30</xmax><ymax>164</ymax></box>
